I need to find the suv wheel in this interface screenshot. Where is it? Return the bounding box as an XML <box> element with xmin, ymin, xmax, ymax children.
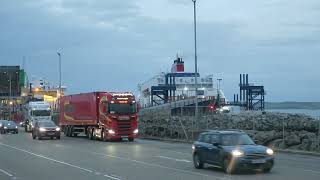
<box><xmin>223</xmin><ymin>158</ymin><xmax>234</xmax><ymax>174</ymax></box>
<box><xmin>263</xmin><ymin>167</ymin><xmax>272</xmax><ymax>173</ymax></box>
<box><xmin>193</xmin><ymin>154</ymin><xmax>204</xmax><ymax>169</ymax></box>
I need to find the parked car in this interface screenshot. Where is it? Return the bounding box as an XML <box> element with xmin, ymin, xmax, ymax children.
<box><xmin>32</xmin><ymin>121</ymin><xmax>61</xmax><ymax>140</ymax></box>
<box><xmin>0</xmin><ymin>120</ymin><xmax>18</xmax><ymax>134</ymax></box>
<box><xmin>192</xmin><ymin>130</ymin><xmax>274</xmax><ymax>174</ymax></box>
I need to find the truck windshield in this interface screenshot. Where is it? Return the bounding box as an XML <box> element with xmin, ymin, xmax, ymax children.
<box><xmin>109</xmin><ymin>103</ymin><xmax>136</xmax><ymax>114</ymax></box>
<box><xmin>32</xmin><ymin>110</ymin><xmax>51</xmax><ymax>116</ymax></box>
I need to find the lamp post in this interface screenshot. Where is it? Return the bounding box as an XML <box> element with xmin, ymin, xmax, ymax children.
<box><xmin>192</xmin><ymin>0</ymin><xmax>199</xmax><ymax>131</ymax></box>
<box><xmin>217</xmin><ymin>78</ymin><xmax>222</xmax><ymax>107</ymax></box>
<box><xmin>57</xmin><ymin>52</ymin><xmax>62</xmax><ymax>97</ymax></box>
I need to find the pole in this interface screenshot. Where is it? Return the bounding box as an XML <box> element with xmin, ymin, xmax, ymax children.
<box><xmin>57</xmin><ymin>52</ymin><xmax>62</xmax><ymax>97</ymax></box>
<box><xmin>282</xmin><ymin>118</ymin><xmax>285</xmax><ymax>144</ymax></box>
<box><xmin>192</xmin><ymin>0</ymin><xmax>199</xmax><ymax>132</ymax></box>
<box><xmin>9</xmin><ymin>73</ymin><xmax>12</xmax><ymax>120</ymax></box>
<box><xmin>318</xmin><ymin>117</ymin><xmax>320</xmax><ymax>138</ymax></box>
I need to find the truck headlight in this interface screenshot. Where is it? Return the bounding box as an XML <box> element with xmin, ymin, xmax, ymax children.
<box><xmin>133</xmin><ymin>129</ymin><xmax>139</xmax><ymax>134</ymax></box>
<box><xmin>0</xmin><ymin>124</ymin><xmax>2</xmax><ymax>127</ymax></box>
<box><xmin>56</xmin><ymin>127</ymin><xmax>61</xmax><ymax>131</ymax></box>
<box><xmin>232</xmin><ymin>150</ymin><xmax>244</xmax><ymax>157</ymax></box>
<box><xmin>39</xmin><ymin>128</ymin><xmax>46</xmax><ymax>132</ymax></box>
<box><xmin>108</xmin><ymin>129</ymin><xmax>115</xmax><ymax>135</ymax></box>
<box><xmin>4</xmin><ymin>127</ymin><xmax>7</xmax><ymax>129</ymax></box>
<box><xmin>266</xmin><ymin>148</ymin><xmax>274</xmax><ymax>155</ymax></box>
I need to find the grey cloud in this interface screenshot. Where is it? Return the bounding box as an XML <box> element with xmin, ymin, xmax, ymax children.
<box><xmin>0</xmin><ymin>0</ymin><xmax>320</xmax><ymax>101</ymax></box>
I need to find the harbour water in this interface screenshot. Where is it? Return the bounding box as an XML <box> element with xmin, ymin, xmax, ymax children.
<box><xmin>229</xmin><ymin>106</ymin><xmax>320</xmax><ymax>118</ymax></box>
<box><xmin>266</xmin><ymin>109</ymin><xmax>320</xmax><ymax>118</ymax></box>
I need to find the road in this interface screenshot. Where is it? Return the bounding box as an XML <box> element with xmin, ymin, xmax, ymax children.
<box><xmin>1</xmin><ymin>129</ymin><xmax>320</xmax><ymax>180</ymax></box>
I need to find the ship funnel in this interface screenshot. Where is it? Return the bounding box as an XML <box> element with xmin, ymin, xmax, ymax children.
<box><xmin>171</xmin><ymin>56</ymin><xmax>184</xmax><ymax>73</ymax></box>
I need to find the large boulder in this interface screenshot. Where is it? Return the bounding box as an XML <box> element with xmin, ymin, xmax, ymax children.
<box><xmin>285</xmin><ymin>134</ymin><xmax>301</xmax><ymax>146</ymax></box>
<box><xmin>269</xmin><ymin>139</ymin><xmax>284</xmax><ymax>149</ymax></box>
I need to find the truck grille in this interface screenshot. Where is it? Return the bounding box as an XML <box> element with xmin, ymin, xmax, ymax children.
<box><xmin>116</xmin><ymin>120</ymin><xmax>132</xmax><ymax>135</ymax></box>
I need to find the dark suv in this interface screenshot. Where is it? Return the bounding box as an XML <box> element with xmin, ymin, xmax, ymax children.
<box><xmin>32</xmin><ymin>121</ymin><xmax>61</xmax><ymax>140</ymax></box>
<box><xmin>192</xmin><ymin>130</ymin><xmax>274</xmax><ymax>174</ymax></box>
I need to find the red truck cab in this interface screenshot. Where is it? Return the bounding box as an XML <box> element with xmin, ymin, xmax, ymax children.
<box><xmin>59</xmin><ymin>92</ymin><xmax>138</xmax><ymax>141</ymax></box>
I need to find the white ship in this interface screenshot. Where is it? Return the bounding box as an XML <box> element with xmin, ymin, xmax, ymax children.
<box><xmin>138</xmin><ymin>57</ymin><xmax>227</xmax><ymax>111</ymax></box>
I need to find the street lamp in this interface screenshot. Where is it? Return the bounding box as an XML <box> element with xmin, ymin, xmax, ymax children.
<box><xmin>217</xmin><ymin>78</ymin><xmax>222</xmax><ymax>106</ymax></box>
<box><xmin>57</xmin><ymin>52</ymin><xmax>62</xmax><ymax>97</ymax></box>
<box><xmin>192</xmin><ymin>0</ymin><xmax>199</xmax><ymax>127</ymax></box>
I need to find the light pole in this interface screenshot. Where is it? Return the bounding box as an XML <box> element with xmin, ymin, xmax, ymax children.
<box><xmin>9</xmin><ymin>72</ymin><xmax>12</xmax><ymax>120</ymax></box>
<box><xmin>217</xmin><ymin>78</ymin><xmax>222</xmax><ymax>107</ymax></box>
<box><xmin>57</xmin><ymin>52</ymin><xmax>62</xmax><ymax>97</ymax></box>
<box><xmin>192</xmin><ymin>0</ymin><xmax>199</xmax><ymax>130</ymax></box>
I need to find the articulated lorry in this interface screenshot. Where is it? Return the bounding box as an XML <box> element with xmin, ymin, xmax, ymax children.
<box><xmin>24</xmin><ymin>101</ymin><xmax>52</xmax><ymax>132</ymax></box>
<box><xmin>58</xmin><ymin>92</ymin><xmax>139</xmax><ymax>141</ymax></box>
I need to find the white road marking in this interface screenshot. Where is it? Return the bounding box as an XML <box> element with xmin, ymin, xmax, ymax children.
<box><xmin>0</xmin><ymin>142</ymin><xmax>93</xmax><ymax>173</ymax></box>
<box><xmin>0</xmin><ymin>168</ymin><xmax>13</xmax><ymax>177</ymax></box>
<box><xmin>93</xmin><ymin>152</ymin><xmax>228</xmax><ymax>180</ymax></box>
<box><xmin>304</xmin><ymin>170</ymin><xmax>320</xmax><ymax>174</ymax></box>
<box><xmin>0</xmin><ymin>142</ymin><xmax>125</xmax><ymax>180</ymax></box>
<box><xmin>156</xmin><ymin>156</ymin><xmax>191</xmax><ymax>163</ymax></box>
<box><xmin>104</xmin><ymin>174</ymin><xmax>122</xmax><ymax>180</ymax></box>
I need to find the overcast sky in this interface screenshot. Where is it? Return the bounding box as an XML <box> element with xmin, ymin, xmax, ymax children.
<box><xmin>1</xmin><ymin>0</ymin><xmax>319</xmax><ymax>102</ymax></box>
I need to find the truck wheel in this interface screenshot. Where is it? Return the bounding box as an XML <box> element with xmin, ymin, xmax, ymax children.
<box><xmin>57</xmin><ymin>136</ymin><xmax>61</xmax><ymax>140</ymax></box>
<box><xmin>69</xmin><ymin>127</ymin><xmax>74</xmax><ymax>137</ymax></box>
<box><xmin>88</xmin><ymin>129</ymin><xmax>93</xmax><ymax>140</ymax></box>
<box><xmin>67</xmin><ymin>126</ymin><xmax>72</xmax><ymax>137</ymax></box>
<box><xmin>32</xmin><ymin>135</ymin><xmax>36</xmax><ymax>139</ymax></box>
<box><xmin>128</xmin><ymin>138</ymin><xmax>134</xmax><ymax>142</ymax></box>
<box><xmin>92</xmin><ymin>129</ymin><xmax>97</xmax><ymax>140</ymax></box>
<box><xmin>63</xmin><ymin>127</ymin><xmax>67</xmax><ymax>136</ymax></box>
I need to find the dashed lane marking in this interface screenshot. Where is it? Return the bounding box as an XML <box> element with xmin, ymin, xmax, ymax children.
<box><xmin>156</xmin><ymin>156</ymin><xmax>192</xmax><ymax>163</ymax></box>
<box><xmin>0</xmin><ymin>168</ymin><xmax>13</xmax><ymax>177</ymax></box>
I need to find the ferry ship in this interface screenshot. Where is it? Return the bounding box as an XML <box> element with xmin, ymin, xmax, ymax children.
<box><xmin>138</xmin><ymin>57</ymin><xmax>228</xmax><ymax>113</ymax></box>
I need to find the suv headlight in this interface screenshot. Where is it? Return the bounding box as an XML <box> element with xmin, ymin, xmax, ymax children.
<box><xmin>232</xmin><ymin>150</ymin><xmax>244</xmax><ymax>157</ymax></box>
<box><xmin>266</xmin><ymin>148</ymin><xmax>274</xmax><ymax>155</ymax></box>
<box><xmin>39</xmin><ymin>127</ymin><xmax>46</xmax><ymax>132</ymax></box>
<box><xmin>56</xmin><ymin>127</ymin><xmax>61</xmax><ymax>131</ymax></box>
<box><xmin>4</xmin><ymin>127</ymin><xmax>7</xmax><ymax>129</ymax></box>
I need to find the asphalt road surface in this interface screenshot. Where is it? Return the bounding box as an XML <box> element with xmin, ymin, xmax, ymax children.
<box><xmin>1</xmin><ymin>129</ymin><xmax>320</xmax><ymax>180</ymax></box>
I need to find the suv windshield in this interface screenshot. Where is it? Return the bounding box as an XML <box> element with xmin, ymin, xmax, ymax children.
<box><xmin>32</xmin><ymin>110</ymin><xmax>50</xmax><ymax>116</ymax></box>
<box><xmin>39</xmin><ymin>121</ymin><xmax>55</xmax><ymax>127</ymax></box>
<box><xmin>109</xmin><ymin>103</ymin><xmax>136</xmax><ymax>114</ymax></box>
<box><xmin>221</xmin><ymin>134</ymin><xmax>255</xmax><ymax>146</ymax></box>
